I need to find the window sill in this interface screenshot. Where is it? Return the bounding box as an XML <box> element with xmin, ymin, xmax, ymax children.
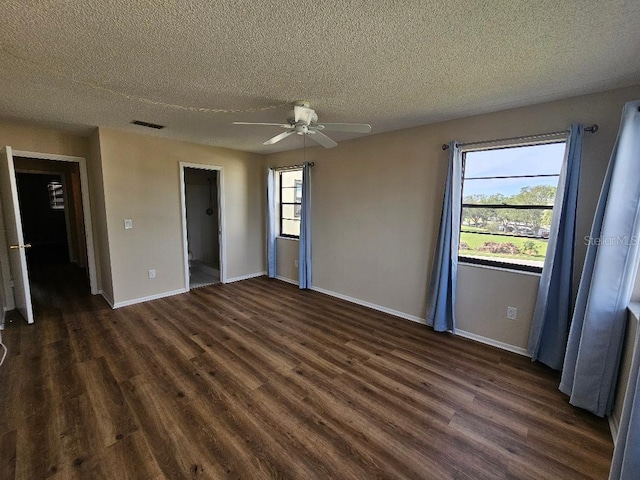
<box><xmin>628</xmin><ymin>302</ymin><xmax>640</xmax><ymax>321</ymax></box>
<box><xmin>458</xmin><ymin>261</ymin><xmax>542</xmax><ymax>277</ymax></box>
<box><xmin>277</xmin><ymin>236</ymin><xmax>299</xmax><ymax>242</ymax></box>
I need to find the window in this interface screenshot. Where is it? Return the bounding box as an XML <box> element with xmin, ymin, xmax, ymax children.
<box><xmin>459</xmin><ymin>142</ymin><xmax>566</xmax><ymax>272</ymax></box>
<box><xmin>279</xmin><ymin>169</ymin><xmax>303</xmax><ymax>237</ymax></box>
<box><xmin>47</xmin><ymin>181</ymin><xmax>64</xmax><ymax>210</ymax></box>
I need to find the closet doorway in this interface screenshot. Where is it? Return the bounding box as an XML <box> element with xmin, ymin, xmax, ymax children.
<box><xmin>180</xmin><ymin>163</ymin><xmax>225</xmax><ymax>290</ymax></box>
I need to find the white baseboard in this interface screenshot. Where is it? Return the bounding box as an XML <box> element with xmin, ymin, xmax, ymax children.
<box><xmin>608</xmin><ymin>413</ymin><xmax>619</xmax><ymax>445</ymax></box>
<box><xmin>275</xmin><ymin>275</ymin><xmax>298</xmax><ymax>286</ymax></box>
<box><xmin>225</xmin><ymin>271</ymin><xmax>266</xmax><ymax>284</ymax></box>
<box><xmin>455</xmin><ymin>329</ymin><xmax>530</xmax><ymax>357</ymax></box>
<box><xmin>100</xmin><ymin>290</ymin><xmax>114</xmax><ymax>309</ymax></box>
<box><xmin>273</xmin><ymin>279</ymin><xmax>528</xmax><ymax>357</ymax></box>
<box><xmin>0</xmin><ymin>274</ymin><xmax>526</xmax><ymax>359</ymax></box>
<box><xmin>309</xmin><ymin>284</ymin><xmax>427</xmax><ymax>325</ymax></box>
<box><xmin>111</xmin><ymin>288</ymin><xmax>187</xmax><ymax>309</ymax></box>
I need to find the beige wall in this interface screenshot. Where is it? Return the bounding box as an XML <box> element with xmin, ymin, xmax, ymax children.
<box><xmin>0</xmin><ymin>120</ymin><xmax>88</xmax><ymax>158</ymax></box>
<box><xmin>456</xmin><ymin>265</ymin><xmax>539</xmax><ymax>349</ymax></box>
<box><xmin>633</xmin><ymin>268</ymin><xmax>640</xmax><ymax>302</ymax></box>
<box><xmin>88</xmin><ymin>130</ymin><xmax>112</xmax><ymax>300</ymax></box>
<box><xmin>613</xmin><ymin>306</ymin><xmax>639</xmax><ymax>439</ymax></box>
<box><xmin>96</xmin><ymin>128</ymin><xmax>265</xmax><ymax>305</ymax></box>
<box><xmin>0</xmin><ymin>121</ymin><xmax>265</xmax><ymax>308</ymax></box>
<box><xmin>277</xmin><ymin>237</ymin><xmax>299</xmax><ymax>280</ymax></box>
<box><xmin>267</xmin><ymin>84</ymin><xmax>640</xmax><ymax>350</ymax></box>
<box><xmin>0</xmin><ymin>120</ymin><xmax>96</xmax><ymax>308</ymax></box>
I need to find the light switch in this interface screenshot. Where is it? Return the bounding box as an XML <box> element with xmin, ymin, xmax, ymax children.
<box><xmin>124</xmin><ymin>219</ymin><xmax>133</xmax><ymax>229</ymax></box>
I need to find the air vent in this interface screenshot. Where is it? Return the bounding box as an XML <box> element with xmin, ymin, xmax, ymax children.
<box><xmin>131</xmin><ymin>120</ymin><xmax>165</xmax><ymax>130</ymax></box>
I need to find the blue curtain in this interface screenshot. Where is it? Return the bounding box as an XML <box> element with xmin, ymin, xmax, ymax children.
<box><xmin>426</xmin><ymin>141</ymin><xmax>462</xmax><ymax>332</ymax></box>
<box><xmin>610</xmin><ymin>316</ymin><xmax>640</xmax><ymax>479</ymax></box>
<box><xmin>560</xmin><ymin>100</ymin><xmax>640</xmax><ymax>417</ymax></box>
<box><xmin>267</xmin><ymin>168</ymin><xmax>277</xmax><ymax>278</ymax></box>
<box><xmin>527</xmin><ymin>125</ymin><xmax>584</xmax><ymax>369</ymax></box>
<box><xmin>298</xmin><ymin>162</ymin><xmax>312</xmax><ymax>289</ymax></box>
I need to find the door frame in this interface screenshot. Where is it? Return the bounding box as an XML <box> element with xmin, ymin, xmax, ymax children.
<box><xmin>179</xmin><ymin>162</ymin><xmax>226</xmax><ymax>291</ymax></box>
<box><xmin>0</xmin><ymin>146</ymin><xmax>32</xmax><ymax>320</ymax></box>
<box><xmin>11</xmin><ymin>150</ymin><xmax>98</xmax><ymax>295</ymax></box>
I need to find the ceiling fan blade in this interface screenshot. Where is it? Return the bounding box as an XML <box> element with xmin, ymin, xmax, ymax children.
<box><xmin>317</xmin><ymin>122</ymin><xmax>372</xmax><ymax>134</ymax></box>
<box><xmin>263</xmin><ymin>130</ymin><xmax>295</xmax><ymax>145</ymax></box>
<box><xmin>294</xmin><ymin>105</ymin><xmax>316</xmax><ymax>125</ymax></box>
<box><xmin>233</xmin><ymin>122</ymin><xmax>290</xmax><ymax>127</ymax></box>
<box><xmin>308</xmin><ymin>131</ymin><xmax>338</xmax><ymax>148</ymax></box>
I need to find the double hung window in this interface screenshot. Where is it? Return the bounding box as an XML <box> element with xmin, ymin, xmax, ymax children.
<box><xmin>459</xmin><ymin>142</ymin><xmax>566</xmax><ymax>272</ymax></box>
<box><xmin>279</xmin><ymin>169</ymin><xmax>303</xmax><ymax>238</ymax></box>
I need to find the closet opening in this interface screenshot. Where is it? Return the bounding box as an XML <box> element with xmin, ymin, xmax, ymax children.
<box><xmin>181</xmin><ymin>166</ymin><xmax>223</xmax><ymax>289</ymax></box>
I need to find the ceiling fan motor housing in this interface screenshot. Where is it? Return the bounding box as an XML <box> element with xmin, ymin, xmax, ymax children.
<box><xmin>287</xmin><ymin>112</ymin><xmax>318</xmax><ymax>126</ymax></box>
<box><xmin>233</xmin><ymin>101</ymin><xmax>371</xmax><ymax>148</ymax></box>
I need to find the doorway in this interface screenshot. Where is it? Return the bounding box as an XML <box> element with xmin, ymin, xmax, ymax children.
<box><xmin>180</xmin><ymin>164</ymin><xmax>225</xmax><ymax>289</ymax></box>
<box><xmin>0</xmin><ymin>147</ymin><xmax>97</xmax><ymax>324</ymax></box>
<box><xmin>14</xmin><ymin>162</ymin><xmax>90</xmax><ymax>310</ymax></box>
<box><xmin>15</xmin><ymin>172</ymin><xmax>71</xmax><ymax>265</ymax></box>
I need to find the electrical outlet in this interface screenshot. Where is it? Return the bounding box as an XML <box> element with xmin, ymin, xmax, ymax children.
<box><xmin>507</xmin><ymin>306</ymin><xmax>517</xmax><ymax>320</ymax></box>
<box><xmin>148</xmin><ymin>269</ymin><xmax>156</xmax><ymax>279</ymax></box>
<box><xmin>294</xmin><ymin>260</ymin><xmax>299</xmax><ymax>267</ymax></box>
<box><xmin>124</xmin><ymin>219</ymin><xmax>133</xmax><ymax>229</ymax></box>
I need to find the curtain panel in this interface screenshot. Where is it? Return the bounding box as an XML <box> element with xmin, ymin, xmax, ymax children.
<box><xmin>426</xmin><ymin>141</ymin><xmax>462</xmax><ymax>332</ymax></box>
<box><xmin>298</xmin><ymin>162</ymin><xmax>312</xmax><ymax>289</ymax></box>
<box><xmin>560</xmin><ymin>100</ymin><xmax>640</xmax><ymax>417</ymax></box>
<box><xmin>527</xmin><ymin>124</ymin><xmax>584</xmax><ymax>369</ymax></box>
<box><xmin>267</xmin><ymin>168</ymin><xmax>277</xmax><ymax>278</ymax></box>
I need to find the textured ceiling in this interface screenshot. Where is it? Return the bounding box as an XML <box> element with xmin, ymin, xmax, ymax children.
<box><xmin>1</xmin><ymin>0</ymin><xmax>639</xmax><ymax>153</ymax></box>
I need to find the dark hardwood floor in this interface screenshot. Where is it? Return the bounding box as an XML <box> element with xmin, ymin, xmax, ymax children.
<box><xmin>0</xmin><ymin>266</ymin><xmax>613</xmax><ymax>479</ymax></box>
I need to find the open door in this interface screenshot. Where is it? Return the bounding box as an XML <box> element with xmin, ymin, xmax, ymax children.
<box><xmin>0</xmin><ymin>146</ymin><xmax>34</xmax><ymax>324</ymax></box>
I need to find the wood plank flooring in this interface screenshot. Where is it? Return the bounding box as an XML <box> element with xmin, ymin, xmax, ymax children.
<box><xmin>0</xmin><ymin>266</ymin><xmax>613</xmax><ymax>479</ymax></box>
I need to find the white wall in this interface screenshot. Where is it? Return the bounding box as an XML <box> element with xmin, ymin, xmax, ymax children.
<box><xmin>267</xmin><ymin>84</ymin><xmax>640</xmax><ymax>351</ymax></box>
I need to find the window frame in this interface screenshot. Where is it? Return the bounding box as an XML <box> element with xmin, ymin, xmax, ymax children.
<box><xmin>458</xmin><ymin>140</ymin><xmax>566</xmax><ymax>274</ymax></box>
<box><xmin>278</xmin><ymin>169</ymin><xmax>303</xmax><ymax>239</ymax></box>
<box><xmin>47</xmin><ymin>180</ymin><xmax>65</xmax><ymax>210</ymax></box>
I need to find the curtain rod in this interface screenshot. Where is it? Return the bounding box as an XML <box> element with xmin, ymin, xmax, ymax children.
<box><xmin>441</xmin><ymin>124</ymin><xmax>598</xmax><ymax>150</ymax></box>
<box><xmin>272</xmin><ymin>162</ymin><xmax>315</xmax><ymax>171</ymax></box>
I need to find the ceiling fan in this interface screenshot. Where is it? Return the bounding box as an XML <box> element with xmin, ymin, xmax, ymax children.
<box><xmin>232</xmin><ymin>101</ymin><xmax>372</xmax><ymax>148</ymax></box>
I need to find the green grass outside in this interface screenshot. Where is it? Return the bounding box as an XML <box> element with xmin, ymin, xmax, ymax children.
<box><xmin>461</xmin><ymin>226</ymin><xmax>488</xmax><ymax>233</ymax></box>
<box><xmin>459</xmin><ymin>231</ymin><xmax>548</xmax><ymax>261</ymax></box>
